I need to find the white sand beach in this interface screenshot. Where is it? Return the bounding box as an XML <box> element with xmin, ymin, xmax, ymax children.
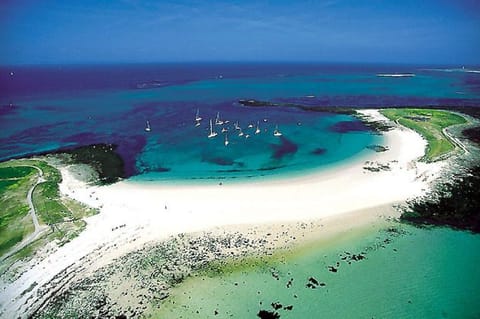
<box><xmin>0</xmin><ymin>109</ymin><xmax>446</xmax><ymax>318</ymax></box>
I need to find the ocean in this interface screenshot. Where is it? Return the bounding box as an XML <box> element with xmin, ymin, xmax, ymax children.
<box><xmin>1</xmin><ymin>63</ymin><xmax>479</xmax><ymax>180</ymax></box>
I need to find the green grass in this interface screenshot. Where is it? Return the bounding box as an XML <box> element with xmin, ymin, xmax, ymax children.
<box><xmin>0</xmin><ymin>231</ymin><xmax>25</xmax><ymax>257</ymax></box>
<box><xmin>0</xmin><ymin>180</ymin><xmax>19</xmax><ymax>192</ymax></box>
<box><xmin>0</xmin><ymin>166</ymin><xmax>35</xmax><ymax>179</ymax></box>
<box><xmin>380</xmin><ymin>108</ymin><xmax>467</xmax><ymax>161</ymax></box>
<box><xmin>0</xmin><ymin>159</ymin><xmax>98</xmax><ymax>261</ymax></box>
<box><xmin>0</xmin><ymin>165</ymin><xmax>35</xmax><ymax>256</ymax></box>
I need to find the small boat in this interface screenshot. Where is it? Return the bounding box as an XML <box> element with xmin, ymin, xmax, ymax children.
<box><xmin>245</xmin><ymin>134</ymin><xmax>250</xmax><ymax>139</ymax></box>
<box><xmin>195</xmin><ymin>120</ymin><xmax>201</xmax><ymax>127</ymax></box>
<box><xmin>224</xmin><ymin>133</ymin><xmax>229</xmax><ymax>146</ymax></box>
<box><xmin>145</xmin><ymin>120</ymin><xmax>151</xmax><ymax>132</ymax></box>
<box><xmin>208</xmin><ymin>119</ymin><xmax>218</xmax><ymax>138</ymax></box>
<box><xmin>221</xmin><ymin>127</ymin><xmax>228</xmax><ymax>133</ymax></box>
<box><xmin>255</xmin><ymin>121</ymin><xmax>261</xmax><ymax>134</ymax></box>
<box><xmin>273</xmin><ymin>124</ymin><xmax>282</xmax><ymax>137</ymax></box>
<box><xmin>247</xmin><ymin>123</ymin><xmax>254</xmax><ymax>129</ymax></box>
<box><xmin>215</xmin><ymin>112</ymin><xmax>224</xmax><ymax>125</ymax></box>
<box><xmin>238</xmin><ymin>130</ymin><xmax>244</xmax><ymax>137</ymax></box>
<box><xmin>195</xmin><ymin>109</ymin><xmax>202</xmax><ymax>122</ymax></box>
<box><xmin>234</xmin><ymin>121</ymin><xmax>241</xmax><ymax>130</ymax></box>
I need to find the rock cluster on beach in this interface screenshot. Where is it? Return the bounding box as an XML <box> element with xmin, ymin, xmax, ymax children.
<box><xmin>24</xmin><ymin>215</ymin><xmax>414</xmax><ymax>319</ymax></box>
<box><xmin>31</xmin><ymin>228</ymin><xmax>284</xmax><ymax>318</ymax></box>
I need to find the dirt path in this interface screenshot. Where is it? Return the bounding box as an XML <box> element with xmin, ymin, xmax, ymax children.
<box><xmin>1</xmin><ymin>165</ymin><xmax>49</xmax><ymax>262</ymax></box>
<box><xmin>443</xmin><ymin>127</ymin><xmax>469</xmax><ymax>155</ymax></box>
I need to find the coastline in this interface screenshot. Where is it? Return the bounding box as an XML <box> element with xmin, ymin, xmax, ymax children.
<box><xmin>0</xmin><ymin>109</ymin><xmax>446</xmax><ymax>318</ymax></box>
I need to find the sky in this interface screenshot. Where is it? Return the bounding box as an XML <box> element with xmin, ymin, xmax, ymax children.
<box><xmin>0</xmin><ymin>0</ymin><xmax>479</xmax><ymax>65</ymax></box>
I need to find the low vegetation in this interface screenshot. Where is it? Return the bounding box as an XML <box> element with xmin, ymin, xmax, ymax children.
<box><xmin>0</xmin><ymin>164</ymin><xmax>36</xmax><ymax>256</ymax></box>
<box><xmin>0</xmin><ymin>159</ymin><xmax>97</xmax><ymax>263</ymax></box>
<box><xmin>57</xmin><ymin>144</ymin><xmax>125</xmax><ymax>184</ymax></box>
<box><xmin>380</xmin><ymin>108</ymin><xmax>467</xmax><ymax>161</ymax></box>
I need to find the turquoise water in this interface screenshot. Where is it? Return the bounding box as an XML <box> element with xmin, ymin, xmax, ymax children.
<box><xmin>131</xmin><ymin>110</ymin><xmax>380</xmax><ymax>182</ymax></box>
<box><xmin>155</xmin><ymin>224</ymin><xmax>480</xmax><ymax>318</ymax></box>
<box><xmin>2</xmin><ymin>63</ymin><xmax>479</xmax><ymax>181</ymax></box>
<box><xmin>1</xmin><ymin>82</ymin><xmax>382</xmax><ymax>181</ymax></box>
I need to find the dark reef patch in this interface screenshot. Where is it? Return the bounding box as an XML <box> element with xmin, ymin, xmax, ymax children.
<box><xmin>149</xmin><ymin>167</ymin><xmax>171</xmax><ymax>173</ymax></box>
<box><xmin>270</xmin><ymin>137</ymin><xmax>298</xmax><ymax>160</ymax></box>
<box><xmin>201</xmin><ymin>155</ymin><xmax>243</xmax><ymax>167</ymax></box>
<box><xmin>329</xmin><ymin>120</ymin><xmax>370</xmax><ymax>133</ymax></box>
<box><xmin>310</xmin><ymin>148</ymin><xmax>327</xmax><ymax>155</ymax></box>
<box><xmin>258</xmin><ymin>166</ymin><xmax>286</xmax><ymax>172</ymax></box>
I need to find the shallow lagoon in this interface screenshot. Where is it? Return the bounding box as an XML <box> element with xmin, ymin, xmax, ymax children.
<box><xmin>155</xmin><ymin>223</ymin><xmax>480</xmax><ymax>318</ymax></box>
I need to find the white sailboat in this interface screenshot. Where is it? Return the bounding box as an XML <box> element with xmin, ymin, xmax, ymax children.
<box><xmin>195</xmin><ymin>108</ymin><xmax>202</xmax><ymax>122</ymax></box>
<box><xmin>255</xmin><ymin>121</ymin><xmax>261</xmax><ymax>134</ymax></box>
<box><xmin>215</xmin><ymin>112</ymin><xmax>224</xmax><ymax>125</ymax></box>
<box><xmin>234</xmin><ymin>121</ymin><xmax>241</xmax><ymax>130</ymax></box>
<box><xmin>273</xmin><ymin>124</ymin><xmax>282</xmax><ymax>137</ymax></box>
<box><xmin>195</xmin><ymin>120</ymin><xmax>201</xmax><ymax>127</ymax></box>
<box><xmin>145</xmin><ymin>120</ymin><xmax>151</xmax><ymax>132</ymax></box>
<box><xmin>224</xmin><ymin>133</ymin><xmax>229</xmax><ymax>146</ymax></box>
<box><xmin>238</xmin><ymin>129</ymin><xmax>244</xmax><ymax>137</ymax></box>
<box><xmin>208</xmin><ymin>119</ymin><xmax>218</xmax><ymax>138</ymax></box>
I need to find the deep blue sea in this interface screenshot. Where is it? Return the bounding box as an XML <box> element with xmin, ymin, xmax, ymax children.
<box><xmin>1</xmin><ymin>63</ymin><xmax>479</xmax><ymax>181</ymax></box>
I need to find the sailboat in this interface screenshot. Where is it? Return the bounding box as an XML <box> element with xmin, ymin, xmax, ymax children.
<box><xmin>273</xmin><ymin>124</ymin><xmax>282</xmax><ymax>137</ymax></box>
<box><xmin>145</xmin><ymin>120</ymin><xmax>151</xmax><ymax>132</ymax></box>
<box><xmin>215</xmin><ymin>112</ymin><xmax>224</xmax><ymax>125</ymax></box>
<box><xmin>238</xmin><ymin>129</ymin><xmax>244</xmax><ymax>137</ymax></box>
<box><xmin>234</xmin><ymin>121</ymin><xmax>241</xmax><ymax>130</ymax></box>
<box><xmin>195</xmin><ymin>108</ymin><xmax>202</xmax><ymax>122</ymax></box>
<box><xmin>208</xmin><ymin>119</ymin><xmax>218</xmax><ymax>138</ymax></box>
<box><xmin>224</xmin><ymin>133</ymin><xmax>229</xmax><ymax>146</ymax></box>
<box><xmin>255</xmin><ymin>121</ymin><xmax>261</xmax><ymax>134</ymax></box>
<box><xmin>195</xmin><ymin>120</ymin><xmax>201</xmax><ymax>127</ymax></box>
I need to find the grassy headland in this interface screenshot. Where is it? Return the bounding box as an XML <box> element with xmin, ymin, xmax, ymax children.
<box><xmin>379</xmin><ymin>108</ymin><xmax>480</xmax><ymax>233</ymax></box>
<box><xmin>0</xmin><ymin>159</ymin><xmax>97</xmax><ymax>263</ymax></box>
<box><xmin>380</xmin><ymin>108</ymin><xmax>467</xmax><ymax>161</ymax></box>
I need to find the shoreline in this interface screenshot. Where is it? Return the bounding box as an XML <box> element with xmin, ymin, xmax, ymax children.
<box><xmin>0</xmin><ymin>109</ymin><xmax>447</xmax><ymax>318</ymax></box>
